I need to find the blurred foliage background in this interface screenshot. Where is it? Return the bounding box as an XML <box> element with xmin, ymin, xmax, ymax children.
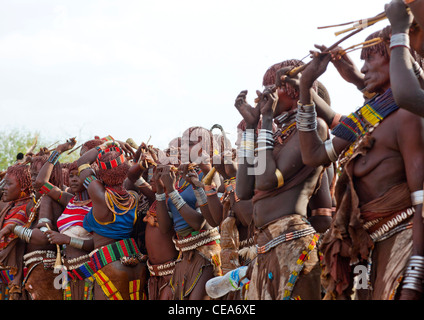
<box><xmin>0</xmin><ymin>129</ymin><xmax>80</xmax><ymax>171</ymax></box>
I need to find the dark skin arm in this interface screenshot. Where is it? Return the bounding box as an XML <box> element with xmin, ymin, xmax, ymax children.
<box><xmin>33</xmin><ymin>139</ymin><xmax>77</xmax><ymax>207</ymax></box>
<box><xmin>276</xmin><ymin>66</ymin><xmax>341</xmax><ymax>129</ymax></box>
<box><xmin>205</xmin><ymin>155</ymin><xmax>239</xmax><ymax>226</ymax></box>
<box><xmin>76</xmin><ymin>147</ymin><xmax>112</xmax><ymax>223</ymax></box>
<box><xmin>298</xmin><ymin>49</ymin><xmax>351</xmax><ymax>167</ymax></box>
<box><xmin>395</xmin><ymin>109</ymin><xmax>424</xmax><ymax>300</ymax></box>
<box><xmin>153</xmin><ymin>167</ymin><xmax>174</xmax><ymax>234</ymax></box>
<box><xmin>125</xmin><ymin>161</ymin><xmax>155</xmax><ymax>203</ymax></box>
<box><xmin>386</xmin><ymin>0</ymin><xmax>424</xmax><ymax>116</ymax></box>
<box><xmin>159</xmin><ymin>165</ymin><xmax>207</xmax><ymax>231</ymax></box>
<box><xmin>234</xmin><ymin>90</ymin><xmax>260</xmax><ymax>200</ymax></box>
<box><xmin>44</xmin><ymin>229</ymin><xmax>94</xmax><ymax>252</ymax></box>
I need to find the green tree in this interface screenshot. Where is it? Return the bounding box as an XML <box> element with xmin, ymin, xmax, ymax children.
<box><xmin>0</xmin><ymin>129</ymin><xmax>80</xmax><ymax>171</ymax></box>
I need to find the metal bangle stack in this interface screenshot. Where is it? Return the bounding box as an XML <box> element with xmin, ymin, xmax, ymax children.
<box><xmin>403</xmin><ymin>255</ymin><xmax>424</xmax><ymax>292</ymax></box>
<box><xmin>238</xmin><ymin>130</ymin><xmax>256</xmax><ymax>160</ymax></box>
<box><xmin>193</xmin><ymin>187</ymin><xmax>207</xmax><ymax>206</ymax></box>
<box><xmin>296</xmin><ymin>102</ymin><xmax>317</xmax><ymax>132</ymax></box>
<box><xmin>255</xmin><ymin>129</ymin><xmax>274</xmax><ymax>153</ymax></box>
<box><xmin>14</xmin><ymin>225</ymin><xmax>33</xmax><ymax>243</ymax></box>
<box><xmin>168</xmin><ymin>190</ymin><xmax>186</xmax><ymax>210</ymax></box>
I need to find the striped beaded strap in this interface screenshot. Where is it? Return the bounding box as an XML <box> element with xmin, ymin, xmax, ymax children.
<box><xmin>39</xmin><ymin>181</ymin><xmax>54</xmax><ymax>195</ymax></box>
<box><xmin>283</xmin><ymin>233</ymin><xmax>320</xmax><ymax>300</ymax></box>
<box><xmin>71</xmin><ymin>238</ymin><xmax>142</xmax><ymax>281</ymax></box>
<box><xmin>97</xmin><ymin>146</ymin><xmax>126</xmax><ymax>170</ymax></box>
<box><xmin>47</xmin><ymin>150</ymin><xmax>61</xmax><ymax>165</ymax></box>
<box><xmin>256</xmin><ymin>226</ymin><xmax>316</xmax><ymax>255</ymax></box>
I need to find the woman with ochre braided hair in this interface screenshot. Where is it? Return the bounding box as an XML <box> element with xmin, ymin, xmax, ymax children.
<box><xmin>0</xmin><ymin>164</ymin><xmax>32</xmax><ymax>299</ymax></box>
<box><xmin>33</xmin><ymin>139</ymin><xmax>97</xmax><ymax>300</ymax></box>
<box><xmin>154</xmin><ymin>126</ymin><xmax>222</xmax><ymax>300</ymax></box>
<box><xmin>75</xmin><ymin>138</ymin><xmax>148</xmax><ymax>300</ymax></box>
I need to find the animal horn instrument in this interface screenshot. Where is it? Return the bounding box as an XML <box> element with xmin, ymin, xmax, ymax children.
<box><xmin>126</xmin><ymin>138</ymin><xmax>139</xmax><ymax>150</ymax></box>
<box><xmin>45</xmin><ymin>223</ymin><xmax>63</xmax><ymax>272</ymax></box>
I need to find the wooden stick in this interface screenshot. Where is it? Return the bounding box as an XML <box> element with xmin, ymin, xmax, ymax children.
<box><xmin>67</xmin><ymin>143</ymin><xmax>82</xmax><ymax>155</ymax></box>
<box><xmin>287</xmin><ymin>28</ymin><xmax>364</xmax><ymax>77</ymax></box>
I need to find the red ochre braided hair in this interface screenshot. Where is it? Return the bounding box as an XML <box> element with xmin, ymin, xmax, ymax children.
<box><xmin>30</xmin><ymin>154</ymin><xmax>63</xmax><ymax>188</ymax></box>
<box><xmin>97</xmin><ymin>148</ymin><xmax>130</xmax><ymax>186</ymax></box>
<box><xmin>6</xmin><ymin>164</ymin><xmax>32</xmax><ymax>195</ymax></box>
<box><xmin>80</xmin><ymin>139</ymin><xmax>104</xmax><ymax>156</ymax></box>
<box><xmin>262</xmin><ymin>59</ymin><xmax>318</xmax><ymax>99</ymax></box>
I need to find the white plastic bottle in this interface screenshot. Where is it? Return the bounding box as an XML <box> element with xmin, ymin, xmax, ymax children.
<box><xmin>206</xmin><ymin>266</ymin><xmax>248</xmax><ymax>299</ymax></box>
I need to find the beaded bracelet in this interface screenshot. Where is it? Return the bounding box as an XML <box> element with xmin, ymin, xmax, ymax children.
<box><xmin>101</xmin><ymin>135</ymin><xmax>115</xmax><ymax>142</ymax></box>
<box><xmin>78</xmin><ymin>163</ymin><xmax>91</xmax><ymax>176</ymax></box>
<box><xmin>204</xmin><ymin>184</ymin><xmax>218</xmax><ymax>196</ymax></box>
<box><xmin>47</xmin><ymin>150</ymin><xmax>61</xmax><ymax>166</ymax></box>
<box><xmin>40</xmin><ymin>181</ymin><xmax>54</xmax><ymax>195</ymax></box>
<box><xmin>83</xmin><ymin>175</ymin><xmax>98</xmax><ymax>189</ymax></box>
<box><xmin>390</xmin><ymin>33</ymin><xmax>410</xmax><ymax>50</ymax></box>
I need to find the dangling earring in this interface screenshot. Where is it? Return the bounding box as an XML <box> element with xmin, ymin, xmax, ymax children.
<box><xmin>20</xmin><ymin>190</ymin><xmax>27</xmax><ymax>198</ymax></box>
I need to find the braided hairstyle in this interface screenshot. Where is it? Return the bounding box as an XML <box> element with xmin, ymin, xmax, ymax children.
<box><xmin>263</xmin><ymin>59</ymin><xmax>318</xmax><ymax>98</ymax></box>
<box><xmin>30</xmin><ymin>154</ymin><xmax>63</xmax><ymax>188</ymax></box>
<box><xmin>6</xmin><ymin>164</ymin><xmax>32</xmax><ymax>195</ymax></box>
<box><xmin>97</xmin><ymin>150</ymin><xmax>130</xmax><ymax>186</ymax></box>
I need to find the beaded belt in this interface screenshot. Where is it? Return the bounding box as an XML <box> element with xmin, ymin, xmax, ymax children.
<box><xmin>173</xmin><ymin>228</ymin><xmax>221</xmax><ymax>252</ymax></box>
<box><xmin>23</xmin><ymin>250</ymin><xmax>56</xmax><ymax>268</ymax></box>
<box><xmin>72</xmin><ymin>238</ymin><xmax>144</xmax><ymax>280</ymax></box>
<box><xmin>256</xmin><ymin>226</ymin><xmax>316</xmax><ymax>254</ymax></box>
<box><xmin>147</xmin><ymin>259</ymin><xmax>176</xmax><ymax>277</ymax></box>
<box><xmin>364</xmin><ymin>207</ymin><xmax>414</xmax><ymax>242</ymax></box>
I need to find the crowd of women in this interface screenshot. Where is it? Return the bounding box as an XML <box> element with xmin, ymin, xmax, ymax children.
<box><xmin>0</xmin><ymin>0</ymin><xmax>424</xmax><ymax>300</ymax></box>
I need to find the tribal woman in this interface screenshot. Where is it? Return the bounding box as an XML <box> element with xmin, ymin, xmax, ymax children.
<box><xmin>34</xmin><ymin>140</ymin><xmax>97</xmax><ymax>300</ymax></box>
<box><xmin>0</xmin><ymin>164</ymin><xmax>32</xmax><ymax>299</ymax></box>
<box><xmin>13</xmin><ymin>150</ymin><xmax>65</xmax><ymax>300</ymax></box>
<box><xmin>297</xmin><ymin>27</ymin><xmax>424</xmax><ymax>300</ymax></box>
<box><xmin>154</xmin><ymin>126</ymin><xmax>222</xmax><ymax>300</ymax></box>
<box><xmin>126</xmin><ymin>142</ymin><xmax>178</xmax><ymax>300</ymax></box>
<box><xmin>76</xmin><ymin>139</ymin><xmax>147</xmax><ymax>300</ymax></box>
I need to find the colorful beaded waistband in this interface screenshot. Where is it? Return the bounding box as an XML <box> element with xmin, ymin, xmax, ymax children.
<box><xmin>70</xmin><ymin>238</ymin><xmax>141</xmax><ymax>280</ymax></box>
<box><xmin>256</xmin><ymin>226</ymin><xmax>316</xmax><ymax>254</ymax></box>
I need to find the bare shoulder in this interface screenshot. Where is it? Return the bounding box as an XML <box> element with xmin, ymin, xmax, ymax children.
<box><xmin>394</xmin><ymin>108</ymin><xmax>424</xmax><ymax>131</ymax></box>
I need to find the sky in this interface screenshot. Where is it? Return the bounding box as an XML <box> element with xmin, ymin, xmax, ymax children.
<box><xmin>0</xmin><ymin>0</ymin><xmax>389</xmax><ymax>150</ymax></box>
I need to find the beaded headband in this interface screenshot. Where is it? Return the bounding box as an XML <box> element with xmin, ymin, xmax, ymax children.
<box><xmin>97</xmin><ymin>146</ymin><xmax>126</xmax><ymax>170</ymax></box>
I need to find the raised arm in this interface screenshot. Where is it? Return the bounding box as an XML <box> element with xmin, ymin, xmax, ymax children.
<box><xmin>298</xmin><ymin>50</ymin><xmax>351</xmax><ymax>167</ymax></box>
<box><xmin>234</xmin><ymin>90</ymin><xmax>260</xmax><ymax>200</ymax></box>
<box><xmin>33</xmin><ymin>139</ymin><xmax>76</xmax><ymax>206</ymax></box>
<box><xmin>386</xmin><ymin>0</ymin><xmax>424</xmax><ymax>116</ymax></box>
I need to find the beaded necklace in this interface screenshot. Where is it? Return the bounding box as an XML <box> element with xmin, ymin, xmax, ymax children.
<box><xmin>26</xmin><ymin>194</ymin><xmax>44</xmax><ymax>227</ymax></box>
<box><xmin>273</xmin><ymin>110</ymin><xmax>298</xmax><ymax>146</ymax></box>
<box><xmin>105</xmin><ymin>187</ymin><xmax>136</xmax><ymax>215</ymax></box>
<box><xmin>332</xmin><ymin>88</ymin><xmax>399</xmax><ymax>173</ymax></box>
